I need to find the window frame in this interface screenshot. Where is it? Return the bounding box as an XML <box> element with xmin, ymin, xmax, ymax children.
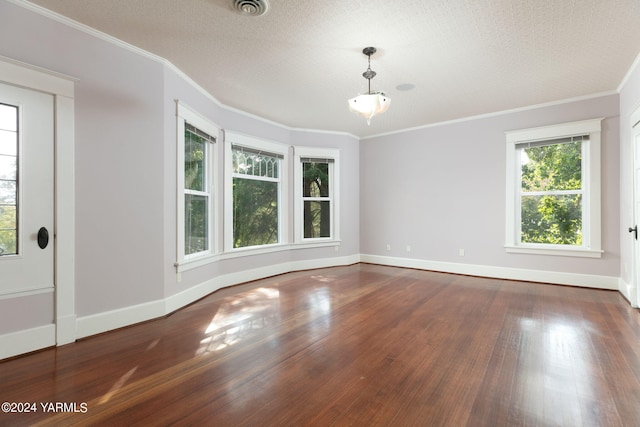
<box><xmin>224</xmin><ymin>131</ymin><xmax>289</xmax><ymax>252</ymax></box>
<box><xmin>176</xmin><ymin>101</ymin><xmax>220</xmax><ymax>267</ymax></box>
<box><xmin>293</xmin><ymin>146</ymin><xmax>340</xmax><ymax>244</ymax></box>
<box><xmin>505</xmin><ymin>118</ymin><xmax>602</xmax><ymax>258</ymax></box>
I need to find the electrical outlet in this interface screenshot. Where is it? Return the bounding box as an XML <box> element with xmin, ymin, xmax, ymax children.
<box><xmin>406</xmin><ymin>245</ymin><xmax>411</xmax><ymax>252</ymax></box>
<box><xmin>459</xmin><ymin>249</ymin><xmax>465</xmax><ymax>256</ymax></box>
<box><xmin>386</xmin><ymin>244</ymin><xmax>391</xmax><ymax>251</ymax></box>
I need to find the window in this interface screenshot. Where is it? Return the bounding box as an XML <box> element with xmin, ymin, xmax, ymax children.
<box><xmin>0</xmin><ymin>103</ymin><xmax>18</xmax><ymax>256</ymax></box>
<box><xmin>294</xmin><ymin>147</ymin><xmax>340</xmax><ymax>243</ymax></box>
<box><xmin>177</xmin><ymin>102</ymin><xmax>219</xmax><ymax>263</ymax></box>
<box><xmin>225</xmin><ymin>132</ymin><xmax>288</xmax><ymax>250</ymax></box>
<box><xmin>505</xmin><ymin>118</ymin><xmax>602</xmax><ymax>257</ymax></box>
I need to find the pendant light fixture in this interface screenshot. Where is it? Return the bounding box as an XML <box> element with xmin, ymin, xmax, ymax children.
<box><xmin>348</xmin><ymin>47</ymin><xmax>390</xmax><ymax>125</ymax></box>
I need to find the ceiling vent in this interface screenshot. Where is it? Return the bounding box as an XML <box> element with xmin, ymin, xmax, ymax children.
<box><xmin>232</xmin><ymin>0</ymin><xmax>270</xmax><ymax>16</ymax></box>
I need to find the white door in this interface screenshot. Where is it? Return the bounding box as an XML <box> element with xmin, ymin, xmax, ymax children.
<box><xmin>633</xmin><ymin>117</ymin><xmax>640</xmax><ymax>308</ymax></box>
<box><xmin>0</xmin><ymin>82</ymin><xmax>54</xmax><ymax>297</ymax></box>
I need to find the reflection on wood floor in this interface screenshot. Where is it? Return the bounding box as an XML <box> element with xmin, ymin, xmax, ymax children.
<box><xmin>1</xmin><ymin>263</ymin><xmax>639</xmax><ymax>426</ymax></box>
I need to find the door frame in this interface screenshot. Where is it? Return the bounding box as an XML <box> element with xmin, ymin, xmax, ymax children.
<box><xmin>0</xmin><ymin>55</ymin><xmax>76</xmax><ymax>348</ymax></box>
<box><xmin>631</xmin><ymin>104</ymin><xmax>640</xmax><ymax>308</ymax></box>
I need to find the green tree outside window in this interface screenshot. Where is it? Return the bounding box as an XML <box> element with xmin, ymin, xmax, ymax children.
<box><xmin>302</xmin><ymin>162</ymin><xmax>330</xmax><ymax>238</ymax></box>
<box><xmin>520</xmin><ymin>140</ymin><xmax>582</xmax><ymax>245</ymax></box>
<box><xmin>232</xmin><ymin>148</ymin><xmax>280</xmax><ymax>248</ymax></box>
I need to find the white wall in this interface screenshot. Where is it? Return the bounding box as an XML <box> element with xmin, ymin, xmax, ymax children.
<box><xmin>360</xmin><ymin>94</ymin><xmax>620</xmax><ymax>284</ymax></box>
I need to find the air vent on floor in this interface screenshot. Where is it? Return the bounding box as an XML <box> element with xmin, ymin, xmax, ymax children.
<box><xmin>232</xmin><ymin>0</ymin><xmax>270</xmax><ymax>16</ymax></box>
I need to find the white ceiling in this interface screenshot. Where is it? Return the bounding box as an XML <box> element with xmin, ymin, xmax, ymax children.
<box><xmin>26</xmin><ymin>0</ymin><xmax>640</xmax><ymax>137</ymax></box>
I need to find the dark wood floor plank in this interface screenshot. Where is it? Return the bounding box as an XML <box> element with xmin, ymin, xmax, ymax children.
<box><xmin>1</xmin><ymin>264</ymin><xmax>639</xmax><ymax>426</ymax></box>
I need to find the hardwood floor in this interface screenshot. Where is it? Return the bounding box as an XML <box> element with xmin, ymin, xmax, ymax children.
<box><xmin>1</xmin><ymin>263</ymin><xmax>639</xmax><ymax>426</ymax></box>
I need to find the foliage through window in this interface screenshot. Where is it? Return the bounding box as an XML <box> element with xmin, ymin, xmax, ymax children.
<box><xmin>232</xmin><ymin>146</ymin><xmax>281</xmax><ymax>248</ymax></box>
<box><xmin>184</xmin><ymin>123</ymin><xmax>215</xmax><ymax>256</ymax></box>
<box><xmin>519</xmin><ymin>137</ymin><xmax>584</xmax><ymax>245</ymax></box>
<box><xmin>302</xmin><ymin>160</ymin><xmax>332</xmax><ymax>238</ymax></box>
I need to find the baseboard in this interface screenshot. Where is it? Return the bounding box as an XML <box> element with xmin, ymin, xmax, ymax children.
<box><xmin>360</xmin><ymin>254</ymin><xmax>619</xmax><ymax>290</ymax></box>
<box><xmin>80</xmin><ymin>254</ymin><xmax>361</xmax><ymax>339</ymax></box>
<box><xmin>0</xmin><ymin>324</ymin><xmax>56</xmax><ymax>360</ymax></box>
<box><xmin>76</xmin><ymin>299</ymin><xmax>165</xmax><ymax>339</ymax></box>
<box><xmin>289</xmin><ymin>254</ymin><xmax>361</xmax><ymax>272</ymax></box>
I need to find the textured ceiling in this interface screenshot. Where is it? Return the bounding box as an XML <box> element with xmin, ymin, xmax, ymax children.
<box><xmin>25</xmin><ymin>0</ymin><xmax>640</xmax><ymax>137</ymax></box>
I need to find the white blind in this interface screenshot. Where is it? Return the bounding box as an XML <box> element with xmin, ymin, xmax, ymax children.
<box><xmin>515</xmin><ymin>135</ymin><xmax>587</xmax><ymax>149</ymax></box>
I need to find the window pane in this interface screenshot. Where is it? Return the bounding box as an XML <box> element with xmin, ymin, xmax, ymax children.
<box><xmin>303</xmin><ymin>162</ymin><xmax>329</xmax><ymax>197</ymax></box>
<box><xmin>304</xmin><ymin>200</ymin><xmax>331</xmax><ymax>238</ymax></box>
<box><xmin>521</xmin><ymin>194</ymin><xmax>582</xmax><ymax>245</ymax></box>
<box><xmin>0</xmin><ymin>180</ymin><xmax>17</xmax><ymax>205</ymax></box>
<box><xmin>0</xmin><ymin>130</ymin><xmax>17</xmax><ymax>156</ymax></box>
<box><xmin>0</xmin><ymin>230</ymin><xmax>17</xmax><ymax>255</ymax></box>
<box><xmin>0</xmin><ymin>155</ymin><xmax>17</xmax><ymax>180</ymax></box>
<box><xmin>0</xmin><ymin>205</ymin><xmax>16</xmax><ymax>228</ymax></box>
<box><xmin>185</xmin><ymin>194</ymin><xmax>208</xmax><ymax>255</ymax></box>
<box><xmin>0</xmin><ymin>104</ymin><xmax>17</xmax><ymax>132</ymax></box>
<box><xmin>233</xmin><ymin>149</ymin><xmax>279</xmax><ymax>178</ymax></box>
<box><xmin>0</xmin><ymin>206</ymin><xmax>16</xmax><ymax>255</ymax></box>
<box><xmin>521</xmin><ymin>141</ymin><xmax>581</xmax><ymax>192</ymax></box>
<box><xmin>0</xmin><ymin>105</ymin><xmax>17</xmax><ymax>256</ymax></box>
<box><xmin>185</xmin><ymin>128</ymin><xmax>206</xmax><ymax>191</ymax></box>
<box><xmin>233</xmin><ymin>177</ymin><xmax>278</xmax><ymax>248</ymax></box>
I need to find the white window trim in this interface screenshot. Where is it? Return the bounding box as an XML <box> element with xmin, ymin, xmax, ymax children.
<box><xmin>293</xmin><ymin>146</ymin><xmax>340</xmax><ymax>244</ymax></box>
<box><xmin>176</xmin><ymin>101</ymin><xmax>220</xmax><ymax>267</ymax></box>
<box><xmin>505</xmin><ymin>118</ymin><xmax>603</xmax><ymax>258</ymax></box>
<box><xmin>224</xmin><ymin>131</ymin><xmax>289</xmax><ymax>252</ymax></box>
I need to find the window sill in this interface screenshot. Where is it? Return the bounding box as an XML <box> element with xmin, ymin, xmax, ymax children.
<box><xmin>175</xmin><ymin>252</ymin><xmax>222</xmax><ymax>272</ymax></box>
<box><xmin>176</xmin><ymin>240</ymin><xmax>341</xmax><ymax>272</ymax></box>
<box><xmin>505</xmin><ymin>245</ymin><xmax>603</xmax><ymax>258</ymax></box>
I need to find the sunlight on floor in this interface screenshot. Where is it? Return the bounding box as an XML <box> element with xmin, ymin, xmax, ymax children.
<box><xmin>98</xmin><ymin>337</ymin><xmax>161</xmax><ymax>405</ymax></box>
<box><xmin>306</xmin><ymin>286</ymin><xmax>332</xmax><ymax>338</ymax></box>
<box><xmin>146</xmin><ymin>338</ymin><xmax>160</xmax><ymax>351</ymax></box>
<box><xmin>196</xmin><ymin>287</ymin><xmax>280</xmax><ymax>355</ymax></box>
<box><xmin>310</xmin><ymin>275</ymin><xmax>335</xmax><ymax>283</ymax></box>
<box><xmin>516</xmin><ymin>316</ymin><xmax>594</xmax><ymax>425</ymax></box>
<box><xmin>99</xmin><ymin>366</ymin><xmax>138</xmax><ymax>405</ymax></box>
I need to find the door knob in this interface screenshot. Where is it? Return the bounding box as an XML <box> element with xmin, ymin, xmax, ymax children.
<box><xmin>629</xmin><ymin>225</ymin><xmax>638</xmax><ymax>240</ymax></box>
<box><xmin>37</xmin><ymin>227</ymin><xmax>49</xmax><ymax>249</ymax></box>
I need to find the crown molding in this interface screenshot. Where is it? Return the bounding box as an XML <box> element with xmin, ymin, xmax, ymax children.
<box><xmin>361</xmin><ymin>91</ymin><xmax>618</xmax><ymax>140</ymax></box>
<box><xmin>9</xmin><ymin>0</ymin><xmax>358</xmax><ymax>140</ymax></box>
<box><xmin>618</xmin><ymin>51</ymin><xmax>640</xmax><ymax>93</ymax></box>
